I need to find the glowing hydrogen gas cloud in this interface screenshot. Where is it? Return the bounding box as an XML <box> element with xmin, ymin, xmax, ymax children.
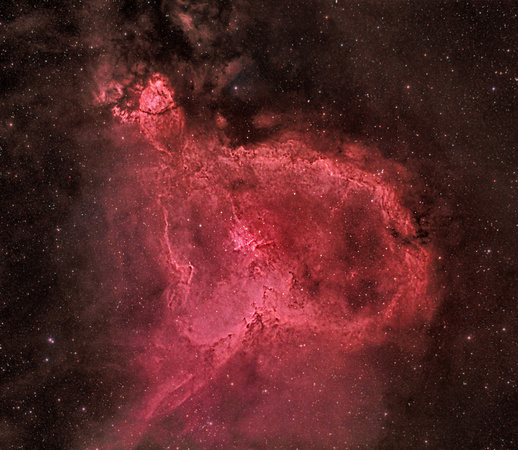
<box><xmin>95</xmin><ymin>73</ymin><xmax>441</xmax><ymax>448</ymax></box>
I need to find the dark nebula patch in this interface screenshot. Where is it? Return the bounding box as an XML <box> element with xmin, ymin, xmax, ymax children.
<box><xmin>1</xmin><ymin>1</ymin><xmax>517</xmax><ymax>449</ymax></box>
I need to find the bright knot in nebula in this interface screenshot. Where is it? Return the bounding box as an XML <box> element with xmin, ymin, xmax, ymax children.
<box><xmin>99</xmin><ymin>74</ymin><xmax>440</xmax><ymax>448</ymax></box>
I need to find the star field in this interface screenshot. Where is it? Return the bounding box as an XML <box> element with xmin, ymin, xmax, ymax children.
<box><xmin>0</xmin><ymin>1</ymin><xmax>517</xmax><ymax>449</ymax></box>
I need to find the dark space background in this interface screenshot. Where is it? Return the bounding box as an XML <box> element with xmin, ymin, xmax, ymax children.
<box><xmin>1</xmin><ymin>0</ymin><xmax>516</xmax><ymax>448</ymax></box>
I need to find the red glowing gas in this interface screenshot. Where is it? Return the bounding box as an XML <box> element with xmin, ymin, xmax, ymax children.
<box><xmin>96</xmin><ymin>73</ymin><xmax>440</xmax><ymax>448</ymax></box>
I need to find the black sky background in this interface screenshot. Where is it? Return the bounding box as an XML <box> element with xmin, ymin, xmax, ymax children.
<box><xmin>1</xmin><ymin>1</ymin><xmax>517</xmax><ymax>448</ymax></box>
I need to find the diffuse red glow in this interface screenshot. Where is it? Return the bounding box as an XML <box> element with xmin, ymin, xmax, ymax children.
<box><xmin>98</xmin><ymin>74</ymin><xmax>440</xmax><ymax>448</ymax></box>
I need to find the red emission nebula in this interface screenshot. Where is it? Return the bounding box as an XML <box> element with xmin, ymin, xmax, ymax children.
<box><xmin>96</xmin><ymin>74</ymin><xmax>441</xmax><ymax>448</ymax></box>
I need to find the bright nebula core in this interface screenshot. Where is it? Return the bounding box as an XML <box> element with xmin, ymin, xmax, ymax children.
<box><xmin>93</xmin><ymin>74</ymin><xmax>440</xmax><ymax>448</ymax></box>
